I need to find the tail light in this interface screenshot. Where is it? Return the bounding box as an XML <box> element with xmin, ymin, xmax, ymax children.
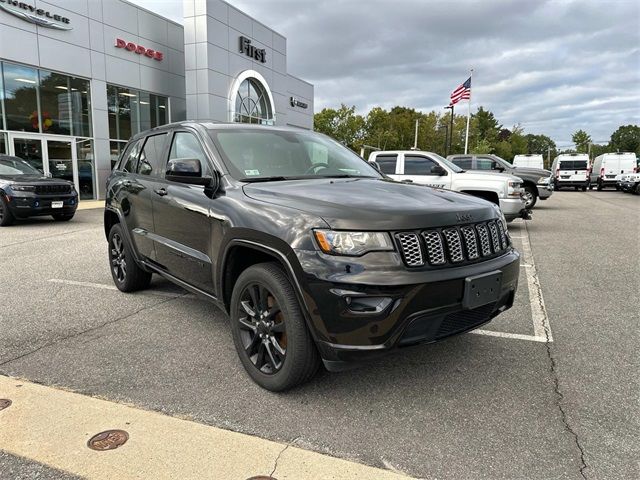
<box><xmin>555</xmin><ymin>168</ymin><xmax>559</xmax><ymax>177</ymax></box>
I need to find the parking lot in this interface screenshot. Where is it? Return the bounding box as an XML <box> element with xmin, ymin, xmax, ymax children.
<box><xmin>0</xmin><ymin>191</ymin><xmax>638</xmax><ymax>479</ymax></box>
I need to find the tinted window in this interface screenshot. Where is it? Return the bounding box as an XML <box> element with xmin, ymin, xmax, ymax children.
<box><xmin>476</xmin><ymin>158</ymin><xmax>494</xmax><ymax>170</ymax></box>
<box><xmin>120</xmin><ymin>140</ymin><xmax>142</xmax><ymax>172</ymax></box>
<box><xmin>403</xmin><ymin>155</ymin><xmax>439</xmax><ymax>175</ymax></box>
<box><xmin>169</xmin><ymin>132</ymin><xmax>210</xmax><ymax>175</ymax></box>
<box><xmin>375</xmin><ymin>154</ymin><xmax>397</xmax><ymax>174</ymax></box>
<box><xmin>559</xmin><ymin>160</ymin><xmax>588</xmax><ymax>170</ymax></box>
<box><xmin>452</xmin><ymin>157</ymin><xmax>472</xmax><ymax>169</ymax></box>
<box><xmin>137</xmin><ymin>134</ymin><xmax>167</xmax><ymax>176</ymax></box>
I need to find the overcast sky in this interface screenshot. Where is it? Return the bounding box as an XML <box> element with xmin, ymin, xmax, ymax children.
<box><xmin>131</xmin><ymin>0</ymin><xmax>639</xmax><ymax>147</ymax></box>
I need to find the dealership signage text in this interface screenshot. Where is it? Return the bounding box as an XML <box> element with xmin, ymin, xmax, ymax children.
<box><xmin>239</xmin><ymin>36</ymin><xmax>266</xmax><ymax>63</ymax></box>
<box><xmin>0</xmin><ymin>0</ymin><xmax>72</xmax><ymax>30</ymax></box>
<box><xmin>115</xmin><ymin>38</ymin><xmax>164</xmax><ymax>61</ymax></box>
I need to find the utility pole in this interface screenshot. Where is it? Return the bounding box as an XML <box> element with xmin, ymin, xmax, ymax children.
<box><xmin>547</xmin><ymin>145</ymin><xmax>551</xmax><ymax>168</ymax></box>
<box><xmin>412</xmin><ymin>119</ymin><xmax>419</xmax><ymax>150</ymax></box>
<box><xmin>444</xmin><ymin>104</ymin><xmax>454</xmax><ymax>156</ymax></box>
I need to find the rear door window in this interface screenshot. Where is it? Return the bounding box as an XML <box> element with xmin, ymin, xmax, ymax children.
<box><xmin>560</xmin><ymin>160</ymin><xmax>588</xmax><ymax>170</ymax></box>
<box><xmin>137</xmin><ymin>134</ymin><xmax>168</xmax><ymax>176</ymax></box>
<box><xmin>120</xmin><ymin>140</ymin><xmax>143</xmax><ymax>172</ymax></box>
<box><xmin>374</xmin><ymin>154</ymin><xmax>398</xmax><ymax>174</ymax></box>
<box><xmin>403</xmin><ymin>155</ymin><xmax>439</xmax><ymax>175</ymax></box>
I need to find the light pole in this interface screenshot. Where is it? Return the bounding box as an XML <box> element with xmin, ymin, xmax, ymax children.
<box><xmin>444</xmin><ymin>105</ymin><xmax>454</xmax><ymax>157</ymax></box>
<box><xmin>438</xmin><ymin>125</ymin><xmax>449</xmax><ymax>157</ymax></box>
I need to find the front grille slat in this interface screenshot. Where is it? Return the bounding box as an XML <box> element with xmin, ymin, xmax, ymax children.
<box><xmin>396</xmin><ymin>219</ymin><xmax>510</xmax><ymax>268</ymax></box>
<box><xmin>34</xmin><ymin>184</ymin><xmax>71</xmax><ymax>195</ymax></box>
<box><xmin>395</xmin><ymin>232</ymin><xmax>424</xmax><ymax>267</ymax></box>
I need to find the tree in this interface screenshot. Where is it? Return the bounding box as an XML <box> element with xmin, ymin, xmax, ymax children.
<box><xmin>609</xmin><ymin>125</ymin><xmax>640</xmax><ymax>155</ymax></box>
<box><xmin>314</xmin><ymin>104</ymin><xmax>365</xmax><ymax>151</ymax></box>
<box><xmin>473</xmin><ymin>106</ymin><xmax>501</xmax><ymax>145</ymax></box>
<box><xmin>571</xmin><ymin>129</ymin><xmax>592</xmax><ymax>154</ymax></box>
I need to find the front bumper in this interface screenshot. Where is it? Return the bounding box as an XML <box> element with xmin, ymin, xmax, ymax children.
<box><xmin>294</xmin><ymin>248</ymin><xmax>520</xmax><ymax>367</ymax></box>
<box><xmin>5</xmin><ymin>192</ymin><xmax>78</xmax><ymax>218</ymax></box>
<box><xmin>499</xmin><ymin>197</ymin><xmax>527</xmax><ymax>220</ymax></box>
<box><xmin>538</xmin><ymin>184</ymin><xmax>553</xmax><ymax>200</ymax></box>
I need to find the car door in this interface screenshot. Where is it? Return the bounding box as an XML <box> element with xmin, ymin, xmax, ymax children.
<box><xmin>399</xmin><ymin>153</ymin><xmax>451</xmax><ymax>189</ymax></box>
<box><xmin>112</xmin><ymin>138</ymin><xmax>156</xmax><ymax>260</ymax></box>
<box><xmin>152</xmin><ymin>129</ymin><xmax>215</xmax><ymax>293</ymax></box>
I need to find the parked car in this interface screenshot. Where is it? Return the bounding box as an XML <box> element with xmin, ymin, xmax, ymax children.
<box><xmin>620</xmin><ymin>173</ymin><xmax>640</xmax><ymax>194</ymax></box>
<box><xmin>104</xmin><ymin>123</ymin><xmax>521</xmax><ymax>391</ymax></box>
<box><xmin>447</xmin><ymin>153</ymin><xmax>552</xmax><ymax>209</ymax></box>
<box><xmin>551</xmin><ymin>154</ymin><xmax>590</xmax><ymax>191</ymax></box>
<box><xmin>589</xmin><ymin>152</ymin><xmax>637</xmax><ymax>190</ymax></box>
<box><xmin>369</xmin><ymin>151</ymin><xmax>529</xmax><ymax>221</ymax></box>
<box><xmin>0</xmin><ymin>155</ymin><xmax>78</xmax><ymax>226</ymax></box>
<box><xmin>513</xmin><ymin>154</ymin><xmax>544</xmax><ymax>170</ymax></box>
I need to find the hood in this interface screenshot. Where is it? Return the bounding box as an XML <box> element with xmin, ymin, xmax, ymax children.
<box><xmin>511</xmin><ymin>167</ymin><xmax>552</xmax><ymax>177</ymax></box>
<box><xmin>243</xmin><ymin>177</ymin><xmax>498</xmax><ymax>230</ymax></box>
<box><xmin>0</xmin><ymin>174</ymin><xmax>73</xmax><ymax>185</ymax></box>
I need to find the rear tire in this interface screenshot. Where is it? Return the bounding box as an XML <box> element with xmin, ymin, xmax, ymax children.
<box><xmin>52</xmin><ymin>213</ymin><xmax>74</xmax><ymax>221</ymax></box>
<box><xmin>108</xmin><ymin>223</ymin><xmax>152</xmax><ymax>292</ymax></box>
<box><xmin>597</xmin><ymin>179</ymin><xmax>603</xmax><ymax>191</ymax></box>
<box><xmin>634</xmin><ymin>184</ymin><xmax>640</xmax><ymax>195</ymax></box>
<box><xmin>0</xmin><ymin>196</ymin><xmax>15</xmax><ymax>227</ymax></box>
<box><xmin>230</xmin><ymin>262</ymin><xmax>320</xmax><ymax>391</ymax></box>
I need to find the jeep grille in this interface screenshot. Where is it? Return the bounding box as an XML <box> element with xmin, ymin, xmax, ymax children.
<box><xmin>395</xmin><ymin>220</ymin><xmax>510</xmax><ymax>268</ymax></box>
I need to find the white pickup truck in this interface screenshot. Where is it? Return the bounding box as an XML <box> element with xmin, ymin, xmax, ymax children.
<box><xmin>369</xmin><ymin>150</ymin><xmax>528</xmax><ymax>222</ymax></box>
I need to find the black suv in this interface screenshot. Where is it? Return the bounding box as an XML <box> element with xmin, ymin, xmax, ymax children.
<box><xmin>105</xmin><ymin>123</ymin><xmax>520</xmax><ymax>390</ymax></box>
<box><xmin>0</xmin><ymin>155</ymin><xmax>78</xmax><ymax>226</ymax></box>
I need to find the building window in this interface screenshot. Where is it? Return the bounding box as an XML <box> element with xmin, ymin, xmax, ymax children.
<box><xmin>107</xmin><ymin>84</ymin><xmax>170</xmax><ymax>160</ymax></box>
<box><xmin>0</xmin><ymin>61</ymin><xmax>91</xmax><ymax>136</ymax></box>
<box><xmin>229</xmin><ymin>70</ymin><xmax>276</xmax><ymax>125</ymax></box>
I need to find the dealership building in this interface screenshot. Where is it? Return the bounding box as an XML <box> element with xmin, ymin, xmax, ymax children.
<box><xmin>0</xmin><ymin>0</ymin><xmax>314</xmax><ymax>199</ymax></box>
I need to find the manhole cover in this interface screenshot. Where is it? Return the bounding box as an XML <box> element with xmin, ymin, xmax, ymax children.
<box><xmin>0</xmin><ymin>399</ymin><xmax>11</xmax><ymax>411</ymax></box>
<box><xmin>87</xmin><ymin>430</ymin><xmax>129</xmax><ymax>451</ymax></box>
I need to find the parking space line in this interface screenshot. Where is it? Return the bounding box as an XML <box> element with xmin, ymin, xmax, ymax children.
<box><xmin>48</xmin><ymin>279</ymin><xmax>193</xmax><ymax>299</ymax></box>
<box><xmin>472</xmin><ymin>329</ymin><xmax>547</xmax><ymax>342</ymax></box>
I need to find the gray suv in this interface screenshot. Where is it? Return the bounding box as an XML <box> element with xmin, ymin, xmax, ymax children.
<box><xmin>448</xmin><ymin>154</ymin><xmax>553</xmax><ymax>209</ymax></box>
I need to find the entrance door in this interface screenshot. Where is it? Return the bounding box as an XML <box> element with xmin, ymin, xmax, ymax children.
<box><xmin>9</xmin><ymin>135</ymin><xmax>79</xmax><ymax>192</ymax></box>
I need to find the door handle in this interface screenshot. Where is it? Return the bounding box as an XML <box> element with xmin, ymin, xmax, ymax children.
<box><xmin>154</xmin><ymin>188</ymin><xmax>168</xmax><ymax>197</ymax></box>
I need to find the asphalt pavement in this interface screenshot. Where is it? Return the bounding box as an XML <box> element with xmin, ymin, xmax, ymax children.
<box><xmin>0</xmin><ymin>191</ymin><xmax>638</xmax><ymax>479</ymax></box>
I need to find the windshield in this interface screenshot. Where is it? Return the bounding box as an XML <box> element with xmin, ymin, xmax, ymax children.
<box><xmin>0</xmin><ymin>158</ymin><xmax>42</xmax><ymax>176</ymax></box>
<box><xmin>208</xmin><ymin>128</ymin><xmax>381</xmax><ymax>181</ymax></box>
<box><xmin>428</xmin><ymin>152</ymin><xmax>464</xmax><ymax>173</ymax></box>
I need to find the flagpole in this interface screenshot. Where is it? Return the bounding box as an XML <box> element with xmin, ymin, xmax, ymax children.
<box><xmin>464</xmin><ymin>68</ymin><xmax>473</xmax><ymax>154</ymax></box>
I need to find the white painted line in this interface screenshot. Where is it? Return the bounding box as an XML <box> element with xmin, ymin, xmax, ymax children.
<box><xmin>471</xmin><ymin>329</ymin><xmax>547</xmax><ymax>342</ymax></box>
<box><xmin>48</xmin><ymin>278</ymin><xmax>192</xmax><ymax>299</ymax></box>
<box><xmin>519</xmin><ymin>223</ymin><xmax>553</xmax><ymax>342</ymax></box>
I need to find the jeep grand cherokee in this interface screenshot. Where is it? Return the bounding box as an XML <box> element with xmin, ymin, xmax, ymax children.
<box><xmin>104</xmin><ymin>122</ymin><xmax>520</xmax><ymax>391</ymax></box>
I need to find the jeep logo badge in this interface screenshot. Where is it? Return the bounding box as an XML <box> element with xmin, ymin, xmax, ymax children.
<box><xmin>456</xmin><ymin>213</ymin><xmax>473</xmax><ymax>222</ymax></box>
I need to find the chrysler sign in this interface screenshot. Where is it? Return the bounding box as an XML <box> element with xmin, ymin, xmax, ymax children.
<box><xmin>0</xmin><ymin>0</ymin><xmax>72</xmax><ymax>30</ymax></box>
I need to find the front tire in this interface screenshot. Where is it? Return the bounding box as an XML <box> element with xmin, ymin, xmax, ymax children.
<box><xmin>597</xmin><ymin>179</ymin><xmax>603</xmax><ymax>191</ymax></box>
<box><xmin>230</xmin><ymin>262</ymin><xmax>320</xmax><ymax>391</ymax></box>
<box><xmin>522</xmin><ymin>185</ymin><xmax>538</xmax><ymax>209</ymax></box>
<box><xmin>581</xmin><ymin>186</ymin><xmax>587</xmax><ymax>191</ymax></box>
<box><xmin>108</xmin><ymin>223</ymin><xmax>152</xmax><ymax>292</ymax></box>
<box><xmin>52</xmin><ymin>213</ymin><xmax>75</xmax><ymax>221</ymax></box>
<box><xmin>0</xmin><ymin>196</ymin><xmax>15</xmax><ymax>227</ymax></box>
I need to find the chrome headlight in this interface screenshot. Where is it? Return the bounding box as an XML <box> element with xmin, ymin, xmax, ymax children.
<box><xmin>507</xmin><ymin>180</ymin><xmax>522</xmax><ymax>197</ymax></box>
<box><xmin>537</xmin><ymin>176</ymin><xmax>550</xmax><ymax>184</ymax></box>
<box><xmin>313</xmin><ymin>230</ymin><xmax>394</xmax><ymax>256</ymax></box>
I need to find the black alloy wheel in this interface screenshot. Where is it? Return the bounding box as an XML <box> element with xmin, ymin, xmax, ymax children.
<box><xmin>110</xmin><ymin>232</ymin><xmax>127</xmax><ymax>283</ymax></box>
<box><xmin>230</xmin><ymin>263</ymin><xmax>320</xmax><ymax>391</ymax></box>
<box><xmin>107</xmin><ymin>223</ymin><xmax>152</xmax><ymax>292</ymax></box>
<box><xmin>237</xmin><ymin>283</ymin><xmax>287</xmax><ymax>374</ymax></box>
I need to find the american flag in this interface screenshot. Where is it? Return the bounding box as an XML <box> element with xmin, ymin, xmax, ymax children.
<box><xmin>450</xmin><ymin>77</ymin><xmax>471</xmax><ymax>105</ymax></box>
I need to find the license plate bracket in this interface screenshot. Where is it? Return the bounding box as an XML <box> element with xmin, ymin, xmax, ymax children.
<box><xmin>463</xmin><ymin>270</ymin><xmax>502</xmax><ymax>309</ymax></box>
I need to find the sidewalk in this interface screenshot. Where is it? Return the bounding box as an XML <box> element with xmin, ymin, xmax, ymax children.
<box><xmin>77</xmin><ymin>200</ymin><xmax>104</xmax><ymax>211</ymax></box>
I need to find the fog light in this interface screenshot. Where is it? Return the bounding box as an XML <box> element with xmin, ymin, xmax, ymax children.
<box><xmin>34</xmin><ymin>201</ymin><xmax>39</xmax><ymax>207</ymax></box>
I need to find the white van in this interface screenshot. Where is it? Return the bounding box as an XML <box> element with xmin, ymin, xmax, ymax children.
<box><xmin>589</xmin><ymin>152</ymin><xmax>637</xmax><ymax>190</ymax></box>
<box><xmin>551</xmin><ymin>153</ymin><xmax>590</xmax><ymax>191</ymax></box>
<box><xmin>513</xmin><ymin>154</ymin><xmax>544</xmax><ymax>170</ymax></box>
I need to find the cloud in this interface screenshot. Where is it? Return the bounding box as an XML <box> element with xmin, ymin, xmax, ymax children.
<box><xmin>131</xmin><ymin>0</ymin><xmax>640</xmax><ymax>145</ymax></box>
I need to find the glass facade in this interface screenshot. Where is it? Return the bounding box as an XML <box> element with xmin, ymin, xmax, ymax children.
<box><xmin>108</xmin><ymin>84</ymin><xmax>170</xmax><ymax>168</ymax></box>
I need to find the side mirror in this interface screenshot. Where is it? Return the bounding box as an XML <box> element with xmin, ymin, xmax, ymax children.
<box><xmin>166</xmin><ymin>158</ymin><xmax>213</xmax><ymax>187</ymax></box>
<box><xmin>491</xmin><ymin>161</ymin><xmax>504</xmax><ymax>172</ymax></box>
<box><xmin>432</xmin><ymin>165</ymin><xmax>447</xmax><ymax>176</ymax></box>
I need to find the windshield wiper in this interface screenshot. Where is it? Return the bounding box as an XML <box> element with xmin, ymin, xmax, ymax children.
<box><xmin>241</xmin><ymin>176</ymin><xmax>290</xmax><ymax>183</ymax></box>
<box><xmin>316</xmin><ymin>174</ymin><xmax>371</xmax><ymax>179</ymax></box>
